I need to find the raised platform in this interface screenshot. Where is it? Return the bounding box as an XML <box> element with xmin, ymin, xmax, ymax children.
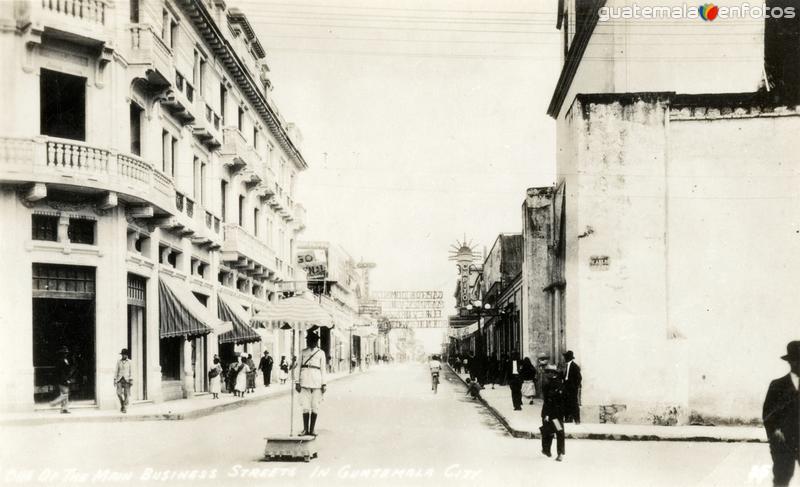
<box><xmin>263</xmin><ymin>435</ymin><xmax>318</xmax><ymax>462</ymax></box>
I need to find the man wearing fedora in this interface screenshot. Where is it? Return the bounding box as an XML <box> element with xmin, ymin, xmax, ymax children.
<box><xmin>562</xmin><ymin>350</ymin><xmax>582</xmax><ymax>424</ymax></box>
<box><xmin>48</xmin><ymin>346</ymin><xmax>74</xmax><ymax>414</ymax></box>
<box><xmin>114</xmin><ymin>348</ymin><xmax>133</xmax><ymax>413</ymax></box>
<box><xmin>762</xmin><ymin>340</ymin><xmax>800</xmax><ymax>486</ymax></box>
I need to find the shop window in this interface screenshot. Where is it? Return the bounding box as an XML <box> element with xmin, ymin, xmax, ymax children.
<box><xmin>159</xmin><ymin>336</ymin><xmax>182</xmax><ymax>380</ymax></box>
<box><xmin>32</xmin><ymin>214</ymin><xmax>59</xmax><ymax>241</ymax></box>
<box><xmin>32</xmin><ymin>264</ymin><xmax>95</xmax><ymax>298</ymax></box>
<box><xmin>40</xmin><ymin>69</ymin><xmax>86</xmax><ymax>141</ymax></box>
<box><xmin>68</xmin><ymin>218</ymin><xmax>95</xmax><ymax>245</ymax></box>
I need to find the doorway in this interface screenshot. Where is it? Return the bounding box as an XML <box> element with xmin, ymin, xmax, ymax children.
<box><xmin>32</xmin><ymin>264</ymin><xmax>95</xmax><ymax>404</ymax></box>
<box><xmin>127</xmin><ymin>274</ymin><xmax>147</xmax><ymax>400</ymax></box>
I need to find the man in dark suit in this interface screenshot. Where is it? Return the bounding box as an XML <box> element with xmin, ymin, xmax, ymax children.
<box><xmin>259</xmin><ymin>350</ymin><xmax>274</xmax><ymax>387</ymax></box>
<box><xmin>507</xmin><ymin>352</ymin><xmax>523</xmax><ymax>410</ymax></box>
<box><xmin>562</xmin><ymin>350</ymin><xmax>582</xmax><ymax>424</ymax></box>
<box><xmin>763</xmin><ymin>340</ymin><xmax>800</xmax><ymax>487</ymax></box>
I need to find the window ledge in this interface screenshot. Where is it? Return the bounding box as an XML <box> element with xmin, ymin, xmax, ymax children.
<box><xmin>26</xmin><ymin>240</ymin><xmax>102</xmax><ymax>257</ymax></box>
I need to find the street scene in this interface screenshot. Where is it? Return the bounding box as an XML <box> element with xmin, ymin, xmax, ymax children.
<box><xmin>1</xmin><ymin>0</ymin><xmax>799</xmax><ymax>486</ymax></box>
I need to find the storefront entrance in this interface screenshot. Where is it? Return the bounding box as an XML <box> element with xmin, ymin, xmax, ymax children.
<box><xmin>32</xmin><ymin>264</ymin><xmax>96</xmax><ymax>404</ymax></box>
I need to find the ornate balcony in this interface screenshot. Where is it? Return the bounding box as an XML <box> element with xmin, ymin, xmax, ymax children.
<box><xmin>160</xmin><ymin>72</ymin><xmax>195</xmax><ymax>124</ymax></box>
<box><xmin>293</xmin><ymin>203</ymin><xmax>307</xmax><ymax>231</ymax></box>
<box><xmin>128</xmin><ymin>24</ymin><xmax>174</xmax><ymax>88</ymax></box>
<box><xmin>220</xmin><ymin>127</ymin><xmax>260</xmax><ymax>172</ymax></box>
<box><xmin>19</xmin><ymin>0</ymin><xmax>113</xmax><ymax>48</ymax></box>
<box><xmin>192</xmin><ymin>101</ymin><xmax>222</xmax><ymax>149</ymax></box>
<box><xmin>221</xmin><ymin>223</ymin><xmax>277</xmax><ymax>279</ymax></box>
<box><xmin>0</xmin><ymin>136</ymin><xmax>175</xmax><ymax>214</ymax></box>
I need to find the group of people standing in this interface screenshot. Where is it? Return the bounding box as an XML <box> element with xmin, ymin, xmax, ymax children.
<box><xmin>218</xmin><ymin>351</ymin><xmax>291</xmax><ymax>398</ymax></box>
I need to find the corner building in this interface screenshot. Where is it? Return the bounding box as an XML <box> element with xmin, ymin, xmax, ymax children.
<box><xmin>0</xmin><ymin>0</ymin><xmax>308</xmax><ymax>412</ymax></box>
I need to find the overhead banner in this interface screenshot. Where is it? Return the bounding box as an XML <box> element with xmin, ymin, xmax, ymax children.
<box><xmin>373</xmin><ymin>290</ymin><xmax>446</xmax><ymax>329</ymax></box>
<box><xmin>296</xmin><ymin>249</ymin><xmax>327</xmax><ymax>280</ymax></box>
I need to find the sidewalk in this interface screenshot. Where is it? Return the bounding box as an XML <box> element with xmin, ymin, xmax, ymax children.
<box><xmin>450</xmin><ymin>368</ymin><xmax>766</xmax><ymax>443</ymax></box>
<box><xmin>1</xmin><ymin>368</ymin><xmax>364</xmax><ymax>427</ymax></box>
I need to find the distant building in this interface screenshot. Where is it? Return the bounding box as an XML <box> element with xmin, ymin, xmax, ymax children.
<box><xmin>544</xmin><ymin>0</ymin><xmax>800</xmax><ymax>424</ymax></box>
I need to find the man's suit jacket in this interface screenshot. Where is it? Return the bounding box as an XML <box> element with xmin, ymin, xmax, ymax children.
<box><xmin>564</xmin><ymin>361</ymin><xmax>582</xmax><ymax>394</ymax></box>
<box><xmin>762</xmin><ymin>374</ymin><xmax>799</xmax><ymax>451</ymax></box>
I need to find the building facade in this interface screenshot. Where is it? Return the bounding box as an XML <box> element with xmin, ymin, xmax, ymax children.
<box><xmin>0</xmin><ymin>0</ymin><xmax>307</xmax><ymax>412</ymax></box>
<box><xmin>545</xmin><ymin>0</ymin><xmax>800</xmax><ymax>423</ymax></box>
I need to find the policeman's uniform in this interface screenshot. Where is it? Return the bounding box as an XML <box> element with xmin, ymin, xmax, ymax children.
<box><xmin>298</xmin><ymin>340</ymin><xmax>327</xmax><ymax>435</ymax></box>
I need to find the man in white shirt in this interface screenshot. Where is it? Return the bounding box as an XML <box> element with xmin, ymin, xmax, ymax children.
<box><xmin>429</xmin><ymin>355</ymin><xmax>442</xmax><ymax>390</ymax></box>
<box><xmin>295</xmin><ymin>332</ymin><xmax>327</xmax><ymax>436</ymax></box>
<box><xmin>114</xmin><ymin>348</ymin><xmax>133</xmax><ymax>413</ymax></box>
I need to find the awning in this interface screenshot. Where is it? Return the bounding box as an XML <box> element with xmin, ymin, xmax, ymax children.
<box><xmin>217</xmin><ymin>293</ymin><xmax>261</xmax><ymax>345</ymax></box>
<box><xmin>159</xmin><ymin>274</ymin><xmax>230</xmax><ymax>339</ymax></box>
<box><xmin>448</xmin><ymin>322</ymin><xmax>479</xmax><ymax>340</ymax></box>
<box><xmin>250</xmin><ymin>293</ymin><xmax>335</xmax><ymax>331</ymax></box>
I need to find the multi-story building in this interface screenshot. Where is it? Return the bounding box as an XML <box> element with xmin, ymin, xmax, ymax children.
<box><xmin>0</xmin><ymin>0</ymin><xmax>307</xmax><ymax>412</ymax></box>
<box><xmin>543</xmin><ymin>1</ymin><xmax>800</xmax><ymax>423</ymax></box>
<box><xmin>481</xmin><ymin>234</ymin><xmax>523</xmax><ymax>360</ymax></box>
<box><xmin>296</xmin><ymin>241</ymin><xmax>369</xmax><ymax>372</ymax></box>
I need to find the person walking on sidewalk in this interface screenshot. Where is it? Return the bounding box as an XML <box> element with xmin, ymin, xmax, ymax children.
<box><xmin>541</xmin><ymin>364</ymin><xmax>567</xmax><ymax>462</ymax></box>
<box><xmin>114</xmin><ymin>348</ymin><xmax>133</xmax><ymax>413</ymax></box>
<box><xmin>507</xmin><ymin>352</ymin><xmax>523</xmax><ymax>411</ymax></box>
<box><xmin>296</xmin><ymin>331</ymin><xmax>327</xmax><ymax>436</ymax></box>
<box><xmin>246</xmin><ymin>353</ymin><xmax>257</xmax><ymax>393</ymax></box>
<box><xmin>259</xmin><ymin>350</ymin><xmax>274</xmax><ymax>387</ymax></box>
<box><xmin>520</xmin><ymin>357</ymin><xmax>537</xmax><ymax>405</ymax></box>
<box><xmin>49</xmin><ymin>346</ymin><xmax>74</xmax><ymax>414</ymax></box>
<box><xmin>763</xmin><ymin>340</ymin><xmax>800</xmax><ymax>487</ymax></box>
<box><xmin>562</xmin><ymin>350</ymin><xmax>582</xmax><ymax>424</ymax></box>
<box><xmin>234</xmin><ymin>353</ymin><xmax>250</xmax><ymax>397</ymax></box>
<box><xmin>208</xmin><ymin>357</ymin><xmax>222</xmax><ymax>399</ymax></box>
<box><xmin>279</xmin><ymin>356</ymin><xmax>289</xmax><ymax>384</ymax></box>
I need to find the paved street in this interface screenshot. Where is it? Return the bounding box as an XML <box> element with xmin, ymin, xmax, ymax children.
<box><xmin>0</xmin><ymin>364</ymin><xmax>793</xmax><ymax>487</ymax></box>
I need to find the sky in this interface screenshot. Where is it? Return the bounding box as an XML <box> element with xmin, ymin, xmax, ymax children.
<box><xmin>235</xmin><ymin>0</ymin><xmax>561</xmax><ymax>343</ymax></box>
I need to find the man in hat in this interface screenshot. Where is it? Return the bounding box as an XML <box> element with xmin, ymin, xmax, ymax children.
<box><xmin>295</xmin><ymin>331</ymin><xmax>327</xmax><ymax>436</ymax></box>
<box><xmin>541</xmin><ymin>364</ymin><xmax>567</xmax><ymax>461</ymax></box>
<box><xmin>114</xmin><ymin>348</ymin><xmax>133</xmax><ymax>413</ymax></box>
<box><xmin>259</xmin><ymin>350</ymin><xmax>274</xmax><ymax>387</ymax></box>
<box><xmin>49</xmin><ymin>346</ymin><xmax>74</xmax><ymax>414</ymax></box>
<box><xmin>562</xmin><ymin>350</ymin><xmax>582</xmax><ymax>424</ymax></box>
<box><xmin>507</xmin><ymin>351</ymin><xmax>524</xmax><ymax>411</ymax></box>
<box><xmin>762</xmin><ymin>340</ymin><xmax>800</xmax><ymax>486</ymax></box>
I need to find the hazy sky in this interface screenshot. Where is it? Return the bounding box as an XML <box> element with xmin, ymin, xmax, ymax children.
<box><xmin>237</xmin><ymin>0</ymin><xmax>560</xmax><ymax>316</ymax></box>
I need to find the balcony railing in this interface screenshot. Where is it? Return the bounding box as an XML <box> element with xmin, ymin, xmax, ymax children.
<box><xmin>175</xmin><ymin>72</ymin><xmax>194</xmax><ymax>103</ymax></box>
<box><xmin>222</xmin><ymin>223</ymin><xmax>276</xmax><ymax>271</ymax></box>
<box><xmin>0</xmin><ymin>136</ymin><xmax>175</xmax><ymax>213</ymax></box>
<box><xmin>221</xmin><ymin>127</ymin><xmax>261</xmax><ymax>170</ymax></box>
<box><xmin>42</xmin><ymin>0</ymin><xmax>108</xmax><ymax>26</ymax></box>
<box><xmin>129</xmin><ymin>24</ymin><xmax>173</xmax><ymax>86</ymax></box>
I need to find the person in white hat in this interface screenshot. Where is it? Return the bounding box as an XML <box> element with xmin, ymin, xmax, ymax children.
<box><xmin>295</xmin><ymin>331</ymin><xmax>327</xmax><ymax>436</ymax></box>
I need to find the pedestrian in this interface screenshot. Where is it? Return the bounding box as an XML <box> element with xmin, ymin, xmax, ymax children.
<box><xmin>486</xmin><ymin>355</ymin><xmax>499</xmax><ymax>389</ymax></box>
<box><xmin>520</xmin><ymin>357</ymin><xmax>537</xmax><ymax>405</ymax></box>
<box><xmin>246</xmin><ymin>353</ymin><xmax>257</xmax><ymax>393</ymax></box>
<box><xmin>259</xmin><ymin>350</ymin><xmax>274</xmax><ymax>387</ymax></box>
<box><xmin>562</xmin><ymin>350</ymin><xmax>582</xmax><ymax>423</ymax></box>
<box><xmin>235</xmin><ymin>353</ymin><xmax>249</xmax><ymax>397</ymax></box>
<box><xmin>540</xmin><ymin>364</ymin><xmax>566</xmax><ymax>461</ymax></box>
<box><xmin>507</xmin><ymin>352</ymin><xmax>523</xmax><ymax>411</ymax></box>
<box><xmin>462</xmin><ymin>355</ymin><xmax>469</xmax><ymax>377</ymax></box>
<box><xmin>499</xmin><ymin>353</ymin><xmax>509</xmax><ymax>386</ymax></box>
<box><xmin>763</xmin><ymin>340</ymin><xmax>800</xmax><ymax>486</ymax></box>
<box><xmin>279</xmin><ymin>355</ymin><xmax>289</xmax><ymax>384</ymax></box>
<box><xmin>208</xmin><ymin>357</ymin><xmax>222</xmax><ymax>399</ymax></box>
<box><xmin>465</xmin><ymin>378</ymin><xmax>483</xmax><ymax>399</ymax></box>
<box><xmin>49</xmin><ymin>346</ymin><xmax>74</xmax><ymax>414</ymax></box>
<box><xmin>535</xmin><ymin>352</ymin><xmax>550</xmax><ymax>398</ymax></box>
<box><xmin>226</xmin><ymin>360</ymin><xmax>238</xmax><ymax>394</ymax></box>
<box><xmin>113</xmin><ymin>348</ymin><xmax>133</xmax><ymax>413</ymax></box>
<box><xmin>296</xmin><ymin>332</ymin><xmax>327</xmax><ymax>436</ymax></box>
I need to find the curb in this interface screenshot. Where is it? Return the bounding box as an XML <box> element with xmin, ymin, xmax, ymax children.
<box><xmin>446</xmin><ymin>365</ymin><xmax>765</xmax><ymax>443</ymax></box>
<box><xmin>2</xmin><ymin>369</ymin><xmax>365</xmax><ymax>427</ymax></box>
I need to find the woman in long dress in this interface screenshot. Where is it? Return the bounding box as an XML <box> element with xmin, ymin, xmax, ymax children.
<box><xmin>209</xmin><ymin>357</ymin><xmax>222</xmax><ymax>399</ymax></box>
<box><xmin>278</xmin><ymin>356</ymin><xmax>289</xmax><ymax>384</ymax></box>
<box><xmin>520</xmin><ymin>357</ymin><xmax>538</xmax><ymax>405</ymax></box>
<box><xmin>234</xmin><ymin>354</ymin><xmax>249</xmax><ymax>397</ymax></box>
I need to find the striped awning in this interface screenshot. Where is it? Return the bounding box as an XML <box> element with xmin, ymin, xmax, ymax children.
<box><xmin>251</xmin><ymin>293</ymin><xmax>335</xmax><ymax>330</ymax></box>
<box><xmin>159</xmin><ymin>275</ymin><xmax>227</xmax><ymax>339</ymax></box>
<box><xmin>217</xmin><ymin>293</ymin><xmax>261</xmax><ymax>345</ymax></box>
